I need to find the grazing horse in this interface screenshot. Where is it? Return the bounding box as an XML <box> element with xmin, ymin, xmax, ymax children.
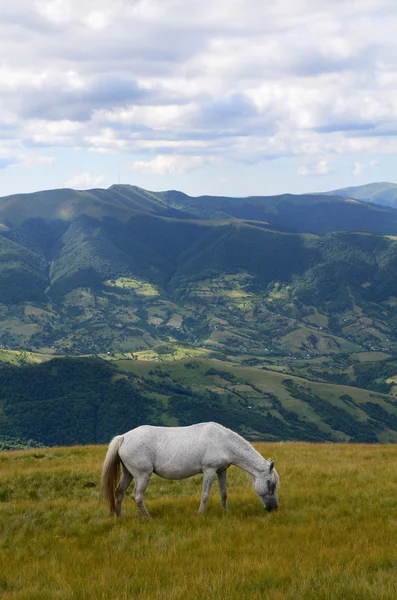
<box><xmin>101</xmin><ymin>422</ymin><xmax>279</xmax><ymax>519</ymax></box>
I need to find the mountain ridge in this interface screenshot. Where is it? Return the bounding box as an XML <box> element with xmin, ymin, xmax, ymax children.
<box><xmin>3</xmin><ymin>183</ymin><xmax>397</xmax><ymax>233</ymax></box>
<box><xmin>323</xmin><ymin>181</ymin><xmax>397</xmax><ymax>209</ymax></box>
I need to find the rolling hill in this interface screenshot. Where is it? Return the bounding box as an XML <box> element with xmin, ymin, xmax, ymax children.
<box><xmin>2</xmin><ymin>355</ymin><xmax>397</xmax><ymax>447</ymax></box>
<box><xmin>2</xmin><ymin>183</ymin><xmax>397</xmax><ymax>446</ymax></box>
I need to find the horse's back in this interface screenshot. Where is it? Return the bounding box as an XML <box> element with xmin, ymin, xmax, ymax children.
<box><xmin>118</xmin><ymin>422</ymin><xmax>232</xmax><ymax>479</ymax></box>
<box><xmin>122</xmin><ymin>422</ymin><xmax>225</xmax><ymax>442</ymax></box>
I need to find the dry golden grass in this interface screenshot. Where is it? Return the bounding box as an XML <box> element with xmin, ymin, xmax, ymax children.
<box><xmin>1</xmin><ymin>442</ymin><xmax>396</xmax><ymax>599</ymax></box>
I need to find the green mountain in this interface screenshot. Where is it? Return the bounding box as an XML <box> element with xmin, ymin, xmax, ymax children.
<box><xmin>3</xmin><ymin>183</ymin><xmax>397</xmax><ymax>233</ymax></box>
<box><xmin>2</xmin><ymin>183</ymin><xmax>397</xmax><ymax>445</ymax></box>
<box><xmin>324</xmin><ymin>182</ymin><xmax>397</xmax><ymax>209</ymax></box>
<box><xmin>2</xmin><ymin>220</ymin><xmax>397</xmax><ymax>354</ymax></box>
<box><xmin>1</xmin><ymin>185</ymin><xmax>397</xmax><ymax>358</ymax></box>
<box><xmin>0</xmin><ymin>185</ymin><xmax>180</xmax><ymax>225</ymax></box>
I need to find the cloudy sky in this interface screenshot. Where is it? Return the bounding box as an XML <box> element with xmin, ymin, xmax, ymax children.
<box><xmin>1</xmin><ymin>0</ymin><xmax>397</xmax><ymax>197</ymax></box>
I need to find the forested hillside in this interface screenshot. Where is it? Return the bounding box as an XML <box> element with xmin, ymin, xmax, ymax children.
<box><xmin>2</xmin><ymin>211</ymin><xmax>397</xmax><ymax>359</ymax></box>
<box><xmin>2</xmin><ymin>184</ymin><xmax>397</xmax><ymax>447</ymax></box>
<box><xmin>2</xmin><ymin>356</ymin><xmax>397</xmax><ymax>447</ymax></box>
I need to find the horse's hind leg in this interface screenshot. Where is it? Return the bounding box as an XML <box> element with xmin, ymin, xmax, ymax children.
<box><xmin>132</xmin><ymin>472</ymin><xmax>153</xmax><ymax>519</ymax></box>
<box><xmin>198</xmin><ymin>468</ymin><xmax>216</xmax><ymax>514</ymax></box>
<box><xmin>217</xmin><ymin>468</ymin><xmax>228</xmax><ymax>511</ymax></box>
<box><xmin>115</xmin><ymin>465</ymin><xmax>133</xmax><ymax>518</ymax></box>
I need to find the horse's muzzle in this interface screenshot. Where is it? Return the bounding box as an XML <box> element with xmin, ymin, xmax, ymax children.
<box><xmin>265</xmin><ymin>498</ymin><xmax>278</xmax><ymax>512</ymax></box>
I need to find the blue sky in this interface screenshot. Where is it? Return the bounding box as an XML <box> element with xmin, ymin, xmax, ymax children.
<box><xmin>1</xmin><ymin>0</ymin><xmax>397</xmax><ymax>197</ymax></box>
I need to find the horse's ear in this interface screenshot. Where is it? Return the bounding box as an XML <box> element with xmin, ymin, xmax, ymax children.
<box><xmin>269</xmin><ymin>460</ymin><xmax>274</xmax><ymax>472</ymax></box>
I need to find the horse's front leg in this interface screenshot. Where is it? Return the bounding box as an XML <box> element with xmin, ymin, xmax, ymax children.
<box><xmin>132</xmin><ymin>472</ymin><xmax>153</xmax><ymax>519</ymax></box>
<box><xmin>198</xmin><ymin>468</ymin><xmax>216</xmax><ymax>514</ymax></box>
<box><xmin>217</xmin><ymin>468</ymin><xmax>228</xmax><ymax>511</ymax></box>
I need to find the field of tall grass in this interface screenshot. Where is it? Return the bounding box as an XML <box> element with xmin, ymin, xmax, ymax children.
<box><xmin>1</xmin><ymin>442</ymin><xmax>396</xmax><ymax>599</ymax></box>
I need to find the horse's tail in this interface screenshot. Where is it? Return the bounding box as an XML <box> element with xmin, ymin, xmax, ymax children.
<box><xmin>100</xmin><ymin>435</ymin><xmax>124</xmax><ymax>515</ymax></box>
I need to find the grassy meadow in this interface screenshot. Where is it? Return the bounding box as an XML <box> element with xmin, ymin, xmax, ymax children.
<box><xmin>1</xmin><ymin>442</ymin><xmax>397</xmax><ymax>599</ymax></box>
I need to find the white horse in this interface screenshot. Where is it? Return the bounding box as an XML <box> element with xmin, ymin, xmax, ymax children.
<box><xmin>101</xmin><ymin>422</ymin><xmax>279</xmax><ymax>518</ymax></box>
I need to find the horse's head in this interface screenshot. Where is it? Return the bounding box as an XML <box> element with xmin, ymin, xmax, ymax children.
<box><xmin>254</xmin><ymin>459</ymin><xmax>279</xmax><ymax>512</ymax></box>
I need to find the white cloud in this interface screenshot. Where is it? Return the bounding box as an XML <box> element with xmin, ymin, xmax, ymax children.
<box><xmin>0</xmin><ymin>139</ymin><xmax>55</xmax><ymax>168</ymax></box>
<box><xmin>24</xmin><ymin>120</ymin><xmax>84</xmax><ymax>145</ymax></box>
<box><xmin>22</xmin><ymin>154</ymin><xmax>55</xmax><ymax>165</ymax></box>
<box><xmin>34</xmin><ymin>0</ymin><xmax>123</xmax><ymax>29</ymax></box>
<box><xmin>299</xmin><ymin>160</ymin><xmax>331</xmax><ymax>176</ymax></box>
<box><xmin>130</xmin><ymin>155</ymin><xmax>209</xmax><ymax>174</ymax></box>
<box><xmin>353</xmin><ymin>162</ymin><xmax>364</xmax><ymax>176</ymax></box>
<box><xmin>353</xmin><ymin>159</ymin><xmax>380</xmax><ymax>176</ymax></box>
<box><xmin>1</xmin><ymin>0</ymin><xmax>397</xmax><ymax>192</ymax></box>
<box><xmin>64</xmin><ymin>172</ymin><xmax>105</xmax><ymax>188</ymax></box>
<box><xmin>98</xmin><ymin>104</ymin><xmax>197</xmax><ymax>129</ymax></box>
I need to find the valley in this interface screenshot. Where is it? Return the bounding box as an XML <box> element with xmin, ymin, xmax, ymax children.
<box><xmin>1</xmin><ymin>183</ymin><xmax>397</xmax><ymax>446</ymax></box>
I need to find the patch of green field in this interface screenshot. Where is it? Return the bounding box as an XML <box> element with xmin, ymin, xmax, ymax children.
<box><xmin>133</xmin><ymin>344</ymin><xmax>212</xmax><ymax>361</ymax></box>
<box><xmin>23</xmin><ymin>305</ymin><xmax>56</xmax><ymax>320</ymax></box>
<box><xmin>189</xmin><ymin>273</ymin><xmax>254</xmax><ymax>299</ymax></box>
<box><xmin>385</xmin><ymin>296</ymin><xmax>397</xmax><ymax>307</ymax></box>
<box><xmin>303</xmin><ymin>310</ymin><xmax>329</xmax><ymax>328</ymax></box>
<box><xmin>223</xmin><ymin>289</ymin><xmax>251</xmax><ymax>298</ymax></box>
<box><xmin>267</xmin><ymin>281</ymin><xmax>291</xmax><ymax>301</ymax></box>
<box><xmin>279</xmin><ymin>327</ymin><xmax>360</xmax><ymax>355</ymax></box>
<box><xmin>0</xmin><ymin>349</ymin><xmax>52</xmax><ymax>365</ymax></box>
<box><xmin>1</xmin><ymin>443</ymin><xmax>396</xmax><ymax>599</ymax></box>
<box><xmin>64</xmin><ymin>287</ymin><xmax>96</xmax><ymax>306</ymax></box>
<box><xmin>0</xmin><ymin>318</ymin><xmax>41</xmax><ymax>337</ymax></box>
<box><xmin>352</xmin><ymin>351</ymin><xmax>392</xmax><ymax>363</ymax></box>
<box><xmin>104</xmin><ymin>277</ymin><xmax>159</xmax><ymax>296</ymax></box>
<box><xmin>148</xmin><ymin>316</ymin><xmax>163</xmax><ymax>325</ymax></box>
<box><xmin>166</xmin><ymin>314</ymin><xmax>183</xmax><ymax>327</ymax></box>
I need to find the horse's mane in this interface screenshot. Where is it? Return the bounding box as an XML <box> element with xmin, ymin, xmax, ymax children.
<box><xmin>273</xmin><ymin>468</ymin><xmax>280</xmax><ymax>488</ymax></box>
<box><xmin>218</xmin><ymin>423</ymin><xmax>279</xmax><ymax>485</ymax></box>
